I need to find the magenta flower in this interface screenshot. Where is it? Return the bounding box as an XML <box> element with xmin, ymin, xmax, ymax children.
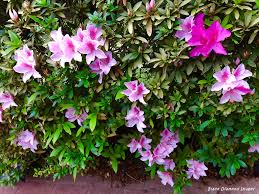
<box><xmin>128</xmin><ymin>139</ymin><xmax>141</xmax><ymax>153</ymax></box>
<box><xmin>16</xmin><ymin>130</ymin><xmax>39</xmax><ymax>152</ymax></box>
<box><xmin>0</xmin><ymin>107</ymin><xmax>3</xmax><ymax>123</ymax></box>
<box><xmin>65</xmin><ymin>108</ymin><xmax>88</xmax><ymax>126</ymax></box>
<box><xmin>186</xmin><ymin>159</ymin><xmax>208</xmax><ymax>180</ymax></box>
<box><xmin>0</xmin><ymin>92</ymin><xmax>17</xmax><ymax>110</ymax></box>
<box><xmin>85</xmin><ymin>24</ymin><xmax>103</xmax><ymax>40</ymax></box>
<box><xmin>151</xmin><ymin>144</ymin><xmax>167</xmax><ymax>165</ymax></box>
<box><xmin>211</xmin><ymin>66</ymin><xmax>236</xmax><ymax>91</ymax></box>
<box><xmin>157</xmin><ymin>171</ymin><xmax>174</xmax><ymax>187</ymax></box>
<box><xmin>139</xmin><ymin>135</ymin><xmax>152</xmax><ymax>150</ymax></box>
<box><xmin>164</xmin><ymin>159</ymin><xmax>175</xmax><ymax>171</ymax></box>
<box><xmin>9</xmin><ymin>9</ymin><xmax>19</xmax><ymax>22</ymax></box>
<box><xmin>139</xmin><ymin>150</ymin><xmax>153</xmax><ymax>165</ymax></box>
<box><xmin>13</xmin><ymin>45</ymin><xmax>42</xmax><ymax>83</ymax></box>
<box><xmin>188</xmin><ymin>13</ymin><xmax>231</xmax><ymax>57</ymax></box>
<box><xmin>175</xmin><ymin>16</ymin><xmax>194</xmax><ymax>41</ymax></box>
<box><xmin>146</xmin><ymin>0</ymin><xmax>155</xmax><ymax>12</ymax></box>
<box><xmin>89</xmin><ymin>51</ymin><xmax>116</xmax><ymax>83</ymax></box>
<box><xmin>122</xmin><ymin>81</ymin><xmax>150</xmax><ymax>104</ymax></box>
<box><xmin>232</xmin><ymin>64</ymin><xmax>252</xmax><ymax>81</ymax></box>
<box><xmin>48</xmin><ymin>28</ymin><xmax>82</xmax><ymax>67</ymax></box>
<box><xmin>125</xmin><ymin>106</ymin><xmax>146</xmax><ymax>133</ymax></box>
<box><xmin>248</xmin><ymin>144</ymin><xmax>259</xmax><ymax>153</ymax></box>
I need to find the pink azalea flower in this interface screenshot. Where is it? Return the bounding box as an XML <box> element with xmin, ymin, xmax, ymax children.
<box><xmin>139</xmin><ymin>150</ymin><xmax>153</xmax><ymax>165</ymax></box>
<box><xmin>125</xmin><ymin>106</ymin><xmax>146</xmax><ymax>133</ymax></box>
<box><xmin>13</xmin><ymin>45</ymin><xmax>42</xmax><ymax>83</ymax></box>
<box><xmin>151</xmin><ymin>144</ymin><xmax>167</xmax><ymax>165</ymax></box>
<box><xmin>175</xmin><ymin>15</ymin><xmax>194</xmax><ymax>41</ymax></box>
<box><xmin>16</xmin><ymin>130</ymin><xmax>39</xmax><ymax>152</ymax></box>
<box><xmin>164</xmin><ymin>159</ymin><xmax>175</xmax><ymax>171</ymax></box>
<box><xmin>85</xmin><ymin>24</ymin><xmax>103</xmax><ymax>40</ymax></box>
<box><xmin>65</xmin><ymin>108</ymin><xmax>88</xmax><ymax>126</ymax></box>
<box><xmin>188</xmin><ymin>13</ymin><xmax>231</xmax><ymax>57</ymax></box>
<box><xmin>160</xmin><ymin>129</ymin><xmax>179</xmax><ymax>151</ymax></box>
<box><xmin>79</xmin><ymin>38</ymin><xmax>106</xmax><ymax>64</ymax></box>
<box><xmin>211</xmin><ymin>66</ymin><xmax>236</xmax><ymax>91</ymax></box>
<box><xmin>139</xmin><ymin>135</ymin><xmax>152</xmax><ymax>150</ymax></box>
<box><xmin>89</xmin><ymin>51</ymin><xmax>116</xmax><ymax>83</ymax></box>
<box><xmin>232</xmin><ymin>64</ymin><xmax>252</xmax><ymax>81</ymax></box>
<box><xmin>234</xmin><ymin>57</ymin><xmax>240</xmax><ymax>66</ymax></box>
<box><xmin>248</xmin><ymin>144</ymin><xmax>259</xmax><ymax>153</ymax></box>
<box><xmin>0</xmin><ymin>92</ymin><xmax>17</xmax><ymax>110</ymax></box>
<box><xmin>0</xmin><ymin>107</ymin><xmax>3</xmax><ymax>123</ymax></box>
<box><xmin>48</xmin><ymin>28</ymin><xmax>82</xmax><ymax>67</ymax></box>
<box><xmin>220</xmin><ymin>80</ymin><xmax>253</xmax><ymax>104</ymax></box>
<box><xmin>128</xmin><ymin>139</ymin><xmax>141</xmax><ymax>153</ymax></box>
<box><xmin>186</xmin><ymin>159</ymin><xmax>208</xmax><ymax>180</ymax></box>
<box><xmin>146</xmin><ymin>0</ymin><xmax>155</xmax><ymax>12</ymax></box>
<box><xmin>9</xmin><ymin>9</ymin><xmax>19</xmax><ymax>22</ymax></box>
<box><xmin>157</xmin><ymin>171</ymin><xmax>174</xmax><ymax>187</ymax></box>
<box><xmin>122</xmin><ymin>81</ymin><xmax>150</xmax><ymax>104</ymax></box>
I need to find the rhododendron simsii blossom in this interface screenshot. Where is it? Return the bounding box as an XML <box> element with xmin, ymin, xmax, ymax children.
<box><xmin>65</xmin><ymin>108</ymin><xmax>88</xmax><ymax>126</ymax></box>
<box><xmin>0</xmin><ymin>107</ymin><xmax>3</xmax><ymax>122</ymax></box>
<box><xmin>139</xmin><ymin>135</ymin><xmax>152</xmax><ymax>150</ymax></box>
<box><xmin>146</xmin><ymin>0</ymin><xmax>155</xmax><ymax>12</ymax></box>
<box><xmin>248</xmin><ymin>144</ymin><xmax>259</xmax><ymax>153</ymax></box>
<box><xmin>157</xmin><ymin>171</ymin><xmax>174</xmax><ymax>187</ymax></box>
<box><xmin>164</xmin><ymin>159</ymin><xmax>175</xmax><ymax>171</ymax></box>
<box><xmin>127</xmin><ymin>139</ymin><xmax>141</xmax><ymax>153</ymax></box>
<box><xmin>186</xmin><ymin>159</ymin><xmax>208</xmax><ymax>180</ymax></box>
<box><xmin>175</xmin><ymin>15</ymin><xmax>194</xmax><ymax>41</ymax></box>
<box><xmin>0</xmin><ymin>92</ymin><xmax>17</xmax><ymax>110</ymax></box>
<box><xmin>188</xmin><ymin>13</ymin><xmax>231</xmax><ymax>57</ymax></box>
<box><xmin>125</xmin><ymin>106</ymin><xmax>146</xmax><ymax>133</ymax></box>
<box><xmin>9</xmin><ymin>9</ymin><xmax>19</xmax><ymax>22</ymax></box>
<box><xmin>122</xmin><ymin>81</ymin><xmax>150</xmax><ymax>104</ymax></box>
<box><xmin>15</xmin><ymin>130</ymin><xmax>39</xmax><ymax>152</ymax></box>
<box><xmin>13</xmin><ymin>45</ymin><xmax>42</xmax><ymax>83</ymax></box>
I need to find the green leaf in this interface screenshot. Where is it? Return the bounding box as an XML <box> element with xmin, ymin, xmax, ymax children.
<box><xmin>115</xmin><ymin>90</ymin><xmax>124</xmax><ymax>100</ymax></box>
<box><xmin>111</xmin><ymin>159</ymin><xmax>118</xmax><ymax>173</ymax></box>
<box><xmin>76</xmin><ymin>126</ymin><xmax>85</xmax><ymax>137</ymax></box>
<box><xmin>256</xmin><ymin>0</ymin><xmax>259</xmax><ymax>9</ymax></box>
<box><xmin>52</xmin><ymin>125</ymin><xmax>62</xmax><ymax>144</ymax></box>
<box><xmin>89</xmin><ymin>113</ymin><xmax>97</xmax><ymax>132</ymax></box>
<box><xmin>63</xmin><ymin>123</ymin><xmax>72</xmax><ymax>135</ymax></box>
<box><xmin>77</xmin><ymin>141</ymin><xmax>84</xmax><ymax>154</ymax></box>
<box><xmin>8</xmin><ymin>30</ymin><xmax>21</xmax><ymax>46</ymax></box>
<box><xmin>50</xmin><ymin>146</ymin><xmax>63</xmax><ymax>157</ymax></box>
<box><xmin>197</xmin><ymin>120</ymin><xmax>211</xmax><ymax>131</ymax></box>
<box><xmin>72</xmin><ymin>167</ymin><xmax>77</xmax><ymax>181</ymax></box>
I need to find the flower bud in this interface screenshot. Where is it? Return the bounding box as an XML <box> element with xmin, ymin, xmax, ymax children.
<box><xmin>9</xmin><ymin>9</ymin><xmax>19</xmax><ymax>22</ymax></box>
<box><xmin>146</xmin><ymin>0</ymin><xmax>155</xmax><ymax>12</ymax></box>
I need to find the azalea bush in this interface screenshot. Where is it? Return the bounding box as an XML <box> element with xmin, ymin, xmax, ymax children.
<box><xmin>0</xmin><ymin>0</ymin><xmax>259</xmax><ymax>193</ymax></box>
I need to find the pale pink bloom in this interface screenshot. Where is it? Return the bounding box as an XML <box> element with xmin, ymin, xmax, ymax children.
<box><xmin>151</xmin><ymin>144</ymin><xmax>167</xmax><ymax>165</ymax></box>
<box><xmin>79</xmin><ymin>38</ymin><xmax>106</xmax><ymax>64</ymax></box>
<box><xmin>16</xmin><ymin>130</ymin><xmax>39</xmax><ymax>152</ymax></box>
<box><xmin>188</xmin><ymin>13</ymin><xmax>231</xmax><ymax>57</ymax></box>
<box><xmin>186</xmin><ymin>159</ymin><xmax>208</xmax><ymax>180</ymax></box>
<box><xmin>146</xmin><ymin>0</ymin><xmax>155</xmax><ymax>12</ymax></box>
<box><xmin>128</xmin><ymin>139</ymin><xmax>141</xmax><ymax>153</ymax></box>
<box><xmin>160</xmin><ymin>129</ymin><xmax>179</xmax><ymax>151</ymax></box>
<box><xmin>175</xmin><ymin>16</ymin><xmax>194</xmax><ymax>41</ymax></box>
<box><xmin>125</xmin><ymin>106</ymin><xmax>146</xmax><ymax>133</ymax></box>
<box><xmin>157</xmin><ymin>171</ymin><xmax>174</xmax><ymax>187</ymax></box>
<box><xmin>248</xmin><ymin>144</ymin><xmax>259</xmax><ymax>153</ymax></box>
<box><xmin>220</xmin><ymin>80</ymin><xmax>253</xmax><ymax>104</ymax></box>
<box><xmin>234</xmin><ymin>57</ymin><xmax>240</xmax><ymax>66</ymax></box>
<box><xmin>9</xmin><ymin>9</ymin><xmax>19</xmax><ymax>22</ymax></box>
<box><xmin>139</xmin><ymin>135</ymin><xmax>152</xmax><ymax>150</ymax></box>
<box><xmin>0</xmin><ymin>107</ymin><xmax>3</xmax><ymax>122</ymax></box>
<box><xmin>211</xmin><ymin>66</ymin><xmax>236</xmax><ymax>91</ymax></box>
<box><xmin>232</xmin><ymin>64</ymin><xmax>252</xmax><ymax>81</ymax></box>
<box><xmin>0</xmin><ymin>92</ymin><xmax>17</xmax><ymax>110</ymax></box>
<box><xmin>65</xmin><ymin>108</ymin><xmax>88</xmax><ymax>126</ymax></box>
<box><xmin>48</xmin><ymin>28</ymin><xmax>82</xmax><ymax>67</ymax></box>
<box><xmin>85</xmin><ymin>24</ymin><xmax>103</xmax><ymax>40</ymax></box>
<box><xmin>13</xmin><ymin>45</ymin><xmax>42</xmax><ymax>83</ymax></box>
<box><xmin>164</xmin><ymin>159</ymin><xmax>175</xmax><ymax>171</ymax></box>
<box><xmin>139</xmin><ymin>150</ymin><xmax>153</xmax><ymax>165</ymax></box>
<box><xmin>122</xmin><ymin>81</ymin><xmax>150</xmax><ymax>104</ymax></box>
<box><xmin>89</xmin><ymin>51</ymin><xmax>116</xmax><ymax>83</ymax></box>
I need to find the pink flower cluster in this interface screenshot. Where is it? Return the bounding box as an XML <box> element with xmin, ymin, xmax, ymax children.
<box><xmin>125</xmin><ymin>106</ymin><xmax>146</xmax><ymax>132</ymax></box>
<box><xmin>48</xmin><ymin>24</ymin><xmax>116</xmax><ymax>83</ymax></box>
<box><xmin>13</xmin><ymin>44</ymin><xmax>42</xmax><ymax>83</ymax></box>
<box><xmin>65</xmin><ymin>108</ymin><xmax>88</xmax><ymax>126</ymax></box>
<box><xmin>186</xmin><ymin>159</ymin><xmax>208</xmax><ymax>180</ymax></box>
<box><xmin>248</xmin><ymin>144</ymin><xmax>259</xmax><ymax>153</ymax></box>
<box><xmin>128</xmin><ymin>129</ymin><xmax>179</xmax><ymax>187</ymax></box>
<box><xmin>176</xmin><ymin>13</ymin><xmax>231</xmax><ymax>57</ymax></box>
<box><xmin>15</xmin><ymin>130</ymin><xmax>39</xmax><ymax>152</ymax></box>
<box><xmin>211</xmin><ymin>64</ymin><xmax>253</xmax><ymax>104</ymax></box>
<box><xmin>0</xmin><ymin>92</ymin><xmax>17</xmax><ymax>123</ymax></box>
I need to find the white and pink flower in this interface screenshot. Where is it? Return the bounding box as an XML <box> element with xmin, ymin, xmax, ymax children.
<box><xmin>0</xmin><ymin>92</ymin><xmax>17</xmax><ymax>110</ymax></box>
<box><xmin>125</xmin><ymin>106</ymin><xmax>146</xmax><ymax>133</ymax></box>
<box><xmin>157</xmin><ymin>171</ymin><xmax>174</xmax><ymax>187</ymax></box>
<box><xmin>65</xmin><ymin>108</ymin><xmax>88</xmax><ymax>126</ymax></box>
<box><xmin>127</xmin><ymin>139</ymin><xmax>141</xmax><ymax>153</ymax></box>
<box><xmin>15</xmin><ymin>130</ymin><xmax>39</xmax><ymax>152</ymax></box>
<box><xmin>248</xmin><ymin>144</ymin><xmax>259</xmax><ymax>153</ymax></box>
<box><xmin>175</xmin><ymin>16</ymin><xmax>194</xmax><ymax>41</ymax></box>
<box><xmin>186</xmin><ymin>159</ymin><xmax>208</xmax><ymax>180</ymax></box>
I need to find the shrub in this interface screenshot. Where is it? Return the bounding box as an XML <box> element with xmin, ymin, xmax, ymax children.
<box><xmin>0</xmin><ymin>0</ymin><xmax>258</xmax><ymax>193</ymax></box>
